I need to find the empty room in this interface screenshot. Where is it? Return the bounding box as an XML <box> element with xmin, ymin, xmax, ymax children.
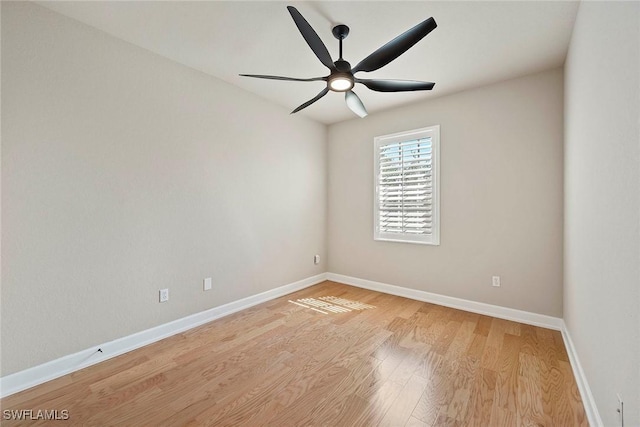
<box><xmin>1</xmin><ymin>1</ymin><xmax>638</xmax><ymax>426</ymax></box>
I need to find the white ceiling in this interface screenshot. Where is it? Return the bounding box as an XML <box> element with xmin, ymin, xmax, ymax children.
<box><xmin>38</xmin><ymin>1</ymin><xmax>579</xmax><ymax>124</ymax></box>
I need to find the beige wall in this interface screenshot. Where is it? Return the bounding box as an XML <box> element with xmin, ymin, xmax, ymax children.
<box><xmin>1</xmin><ymin>2</ymin><xmax>326</xmax><ymax>375</ymax></box>
<box><xmin>564</xmin><ymin>2</ymin><xmax>640</xmax><ymax>425</ymax></box>
<box><xmin>328</xmin><ymin>69</ymin><xmax>564</xmax><ymax>317</ymax></box>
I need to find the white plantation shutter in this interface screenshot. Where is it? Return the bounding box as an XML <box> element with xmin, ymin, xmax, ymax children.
<box><xmin>374</xmin><ymin>126</ymin><xmax>440</xmax><ymax>245</ymax></box>
<box><xmin>379</xmin><ymin>139</ymin><xmax>433</xmax><ymax>233</ymax></box>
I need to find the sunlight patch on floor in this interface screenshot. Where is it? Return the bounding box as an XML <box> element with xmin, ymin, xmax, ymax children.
<box><xmin>288</xmin><ymin>296</ymin><xmax>376</xmax><ymax>314</ymax></box>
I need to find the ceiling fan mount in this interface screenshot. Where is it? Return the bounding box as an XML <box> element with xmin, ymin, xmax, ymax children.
<box><xmin>332</xmin><ymin>24</ymin><xmax>350</xmax><ymax>41</ymax></box>
<box><xmin>240</xmin><ymin>6</ymin><xmax>437</xmax><ymax>118</ymax></box>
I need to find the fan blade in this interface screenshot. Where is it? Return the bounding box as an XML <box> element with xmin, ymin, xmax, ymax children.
<box><xmin>356</xmin><ymin>78</ymin><xmax>435</xmax><ymax>92</ymax></box>
<box><xmin>240</xmin><ymin>74</ymin><xmax>327</xmax><ymax>82</ymax></box>
<box><xmin>352</xmin><ymin>17</ymin><xmax>437</xmax><ymax>74</ymax></box>
<box><xmin>345</xmin><ymin>90</ymin><xmax>368</xmax><ymax>118</ymax></box>
<box><xmin>287</xmin><ymin>6</ymin><xmax>334</xmax><ymax>70</ymax></box>
<box><xmin>291</xmin><ymin>88</ymin><xmax>330</xmax><ymax>114</ymax></box>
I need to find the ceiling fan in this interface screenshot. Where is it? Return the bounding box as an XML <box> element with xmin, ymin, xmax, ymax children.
<box><xmin>240</xmin><ymin>6</ymin><xmax>437</xmax><ymax>118</ymax></box>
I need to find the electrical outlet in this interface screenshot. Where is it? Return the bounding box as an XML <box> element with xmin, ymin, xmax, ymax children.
<box><xmin>159</xmin><ymin>288</ymin><xmax>169</xmax><ymax>303</ymax></box>
<box><xmin>203</xmin><ymin>277</ymin><xmax>212</xmax><ymax>291</ymax></box>
<box><xmin>616</xmin><ymin>393</ymin><xmax>624</xmax><ymax>426</ymax></box>
<box><xmin>492</xmin><ymin>276</ymin><xmax>501</xmax><ymax>287</ymax></box>
<box><xmin>314</xmin><ymin>254</ymin><xmax>320</xmax><ymax>265</ymax></box>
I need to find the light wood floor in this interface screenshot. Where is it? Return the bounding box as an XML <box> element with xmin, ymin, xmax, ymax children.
<box><xmin>1</xmin><ymin>281</ymin><xmax>587</xmax><ymax>426</ymax></box>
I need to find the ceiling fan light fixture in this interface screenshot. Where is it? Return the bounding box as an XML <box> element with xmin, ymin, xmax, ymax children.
<box><xmin>328</xmin><ymin>74</ymin><xmax>354</xmax><ymax>92</ymax></box>
<box><xmin>240</xmin><ymin>7</ymin><xmax>437</xmax><ymax>117</ymax></box>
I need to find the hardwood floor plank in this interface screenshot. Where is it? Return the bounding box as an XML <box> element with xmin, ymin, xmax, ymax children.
<box><xmin>405</xmin><ymin>415</ymin><xmax>430</xmax><ymax>427</ymax></box>
<box><xmin>378</xmin><ymin>374</ymin><xmax>429</xmax><ymax>427</ymax></box>
<box><xmin>0</xmin><ymin>281</ymin><xmax>587</xmax><ymax>427</ymax></box>
<box><xmin>355</xmin><ymin>349</ymin><xmax>409</xmax><ymax>400</ymax></box>
<box><xmin>388</xmin><ymin>348</ymin><xmax>429</xmax><ymax>387</ymax></box>
<box><xmin>559</xmin><ymin>360</ymin><xmax>590</xmax><ymax>427</ymax></box>
<box><xmin>516</xmin><ymin>353</ymin><xmax>549</xmax><ymax>426</ymax></box>
<box><xmin>493</xmin><ymin>333</ymin><xmax>523</xmax><ymax>413</ymax></box>
<box><xmin>466</xmin><ymin>368</ymin><xmax>497</xmax><ymax>427</ymax></box>
<box><xmin>489</xmin><ymin>405</ymin><xmax>520</xmax><ymax>426</ymax></box>
<box><xmin>411</xmin><ymin>354</ymin><xmax>449</xmax><ymax>425</ymax></box>
<box><xmin>472</xmin><ymin>315</ymin><xmax>493</xmax><ymax>337</ymax></box>
<box><xmin>520</xmin><ymin>324</ymin><xmax>541</xmax><ymax>357</ymax></box>
<box><xmin>396</xmin><ymin>299</ymin><xmax>424</xmax><ymax>320</ymax></box>
<box><xmin>414</xmin><ymin>349</ymin><xmax>444</xmax><ymax>382</ymax></box>
<box><xmin>322</xmin><ymin>393</ymin><xmax>370</xmax><ymax>427</ymax></box>
<box><xmin>466</xmin><ymin>334</ymin><xmax>487</xmax><ymax>360</ymax></box>
<box><xmin>310</xmin><ymin>356</ymin><xmax>381</xmax><ymax>425</ymax></box>
<box><xmin>432</xmin><ymin>320</ymin><xmax>462</xmax><ymax>355</ymax></box>
<box><xmin>441</xmin><ymin>356</ymin><xmax>480</xmax><ymax>423</ymax></box>
<box><xmin>353</xmin><ymin>379</ymin><xmax>405</xmax><ymax>427</ymax></box>
<box><xmin>551</xmin><ymin>330</ymin><xmax>570</xmax><ymax>362</ymax></box>
<box><xmin>444</xmin><ymin>320</ymin><xmax>476</xmax><ymax>361</ymax></box>
<box><xmin>480</xmin><ymin>318</ymin><xmax>505</xmax><ymax>371</ymax></box>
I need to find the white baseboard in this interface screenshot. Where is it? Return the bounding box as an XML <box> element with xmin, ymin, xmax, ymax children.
<box><xmin>560</xmin><ymin>322</ymin><xmax>603</xmax><ymax>427</ymax></box>
<box><xmin>326</xmin><ymin>273</ymin><xmax>563</xmax><ymax>330</ymax></box>
<box><xmin>0</xmin><ymin>273</ymin><xmax>327</xmax><ymax>398</ymax></box>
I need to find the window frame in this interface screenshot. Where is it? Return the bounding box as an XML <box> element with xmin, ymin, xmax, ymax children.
<box><xmin>373</xmin><ymin>125</ymin><xmax>440</xmax><ymax>245</ymax></box>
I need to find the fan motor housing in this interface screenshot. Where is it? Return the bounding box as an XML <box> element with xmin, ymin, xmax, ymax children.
<box><xmin>334</xmin><ymin>60</ymin><xmax>351</xmax><ymax>73</ymax></box>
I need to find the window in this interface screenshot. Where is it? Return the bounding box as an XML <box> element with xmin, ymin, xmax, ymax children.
<box><xmin>374</xmin><ymin>125</ymin><xmax>440</xmax><ymax>245</ymax></box>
